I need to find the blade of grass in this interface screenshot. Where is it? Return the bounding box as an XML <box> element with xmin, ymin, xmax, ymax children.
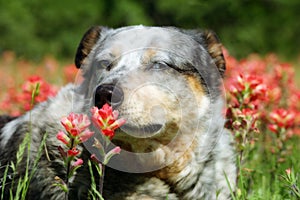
<box><xmin>224</xmin><ymin>170</ymin><xmax>237</xmax><ymax>200</ymax></box>
<box><xmin>88</xmin><ymin>160</ymin><xmax>104</xmax><ymax>200</ymax></box>
<box><xmin>1</xmin><ymin>164</ymin><xmax>10</xmax><ymax>200</ymax></box>
<box><xmin>21</xmin><ymin>132</ymin><xmax>48</xmax><ymax>200</ymax></box>
<box><xmin>8</xmin><ymin>132</ymin><xmax>30</xmax><ymax>200</ymax></box>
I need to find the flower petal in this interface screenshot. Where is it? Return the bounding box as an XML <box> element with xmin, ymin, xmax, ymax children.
<box><xmin>79</xmin><ymin>129</ymin><xmax>94</xmax><ymax>142</ymax></box>
<box><xmin>56</xmin><ymin>131</ymin><xmax>70</xmax><ymax>145</ymax></box>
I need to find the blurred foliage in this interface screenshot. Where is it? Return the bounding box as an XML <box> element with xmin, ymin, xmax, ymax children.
<box><xmin>0</xmin><ymin>0</ymin><xmax>299</xmax><ymax>60</ymax></box>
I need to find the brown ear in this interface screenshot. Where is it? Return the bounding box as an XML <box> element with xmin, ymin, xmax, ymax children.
<box><xmin>75</xmin><ymin>26</ymin><xmax>103</xmax><ymax>68</ymax></box>
<box><xmin>183</xmin><ymin>29</ymin><xmax>226</xmax><ymax>77</ymax></box>
<box><xmin>201</xmin><ymin>30</ymin><xmax>226</xmax><ymax>77</ymax></box>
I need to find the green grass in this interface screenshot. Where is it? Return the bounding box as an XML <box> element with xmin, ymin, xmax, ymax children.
<box><xmin>0</xmin><ymin>132</ymin><xmax>48</xmax><ymax>200</ymax></box>
<box><xmin>2</xmin><ymin>135</ymin><xmax>299</xmax><ymax>199</ymax></box>
<box><xmin>233</xmin><ymin>135</ymin><xmax>300</xmax><ymax>200</ymax></box>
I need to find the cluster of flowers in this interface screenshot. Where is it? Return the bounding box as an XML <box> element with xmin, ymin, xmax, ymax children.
<box><xmin>0</xmin><ymin>51</ymin><xmax>78</xmax><ymax>116</ymax></box>
<box><xmin>57</xmin><ymin>112</ymin><xmax>93</xmax><ymax>169</ymax></box>
<box><xmin>0</xmin><ymin>76</ymin><xmax>58</xmax><ymax>116</ymax></box>
<box><xmin>224</xmin><ymin>49</ymin><xmax>300</xmax><ymax>157</ymax></box>
<box><xmin>55</xmin><ymin>103</ymin><xmax>125</xmax><ymax>194</ymax></box>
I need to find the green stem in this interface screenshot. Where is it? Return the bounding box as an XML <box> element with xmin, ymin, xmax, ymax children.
<box><xmin>99</xmin><ymin>163</ymin><xmax>105</xmax><ymax>196</ymax></box>
<box><xmin>65</xmin><ymin>138</ymin><xmax>75</xmax><ymax>200</ymax></box>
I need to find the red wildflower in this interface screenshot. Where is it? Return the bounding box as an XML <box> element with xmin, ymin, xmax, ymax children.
<box><xmin>57</xmin><ymin>112</ymin><xmax>94</xmax><ymax>170</ymax></box>
<box><xmin>267</xmin><ymin>124</ymin><xmax>279</xmax><ymax>133</ymax></box>
<box><xmin>237</xmin><ymin>74</ymin><xmax>267</xmax><ymax>101</ymax></box>
<box><xmin>101</xmin><ymin>129</ymin><xmax>115</xmax><ymax>139</ymax></box>
<box><xmin>269</xmin><ymin>108</ymin><xmax>296</xmax><ymax>129</ymax></box>
<box><xmin>68</xmin><ymin>148</ymin><xmax>80</xmax><ymax>157</ymax></box>
<box><xmin>61</xmin><ymin>113</ymin><xmax>91</xmax><ymax>137</ymax></box>
<box><xmin>285</xmin><ymin>168</ymin><xmax>291</xmax><ymax>176</ymax></box>
<box><xmin>90</xmin><ymin>154</ymin><xmax>101</xmax><ymax>164</ymax></box>
<box><xmin>103</xmin><ymin>146</ymin><xmax>121</xmax><ymax>165</ymax></box>
<box><xmin>56</xmin><ymin>131</ymin><xmax>70</xmax><ymax>146</ymax></box>
<box><xmin>79</xmin><ymin>129</ymin><xmax>94</xmax><ymax>143</ymax></box>
<box><xmin>0</xmin><ymin>75</ymin><xmax>58</xmax><ymax>115</ymax></box>
<box><xmin>91</xmin><ymin>104</ymin><xmax>126</xmax><ymax>139</ymax></box>
<box><xmin>21</xmin><ymin>76</ymin><xmax>57</xmax><ymax>111</ymax></box>
<box><xmin>72</xmin><ymin>158</ymin><xmax>83</xmax><ymax>167</ymax></box>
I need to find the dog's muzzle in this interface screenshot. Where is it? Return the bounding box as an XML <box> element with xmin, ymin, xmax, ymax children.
<box><xmin>94</xmin><ymin>83</ymin><xmax>164</xmax><ymax>138</ymax></box>
<box><xmin>94</xmin><ymin>84</ymin><xmax>124</xmax><ymax>109</ymax></box>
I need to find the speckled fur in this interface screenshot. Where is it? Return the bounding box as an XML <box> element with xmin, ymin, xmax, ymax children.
<box><xmin>0</xmin><ymin>25</ymin><xmax>236</xmax><ymax>200</ymax></box>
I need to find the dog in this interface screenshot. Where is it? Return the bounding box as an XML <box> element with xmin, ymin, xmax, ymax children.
<box><xmin>0</xmin><ymin>25</ymin><xmax>236</xmax><ymax>200</ymax></box>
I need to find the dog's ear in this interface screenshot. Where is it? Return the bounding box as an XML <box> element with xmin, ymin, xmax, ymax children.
<box><xmin>201</xmin><ymin>30</ymin><xmax>225</xmax><ymax>76</ymax></box>
<box><xmin>185</xmin><ymin>30</ymin><xmax>226</xmax><ymax>77</ymax></box>
<box><xmin>75</xmin><ymin>26</ymin><xmax>103</xmax><ymax>68</ymax></box>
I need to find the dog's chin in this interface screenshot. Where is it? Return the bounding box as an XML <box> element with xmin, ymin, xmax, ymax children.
<box><xmin>112</xmin><ymin>123</ymin><xmax>168</xmax><ymax>153</ymax></box>
<box><xmin>118</xmin><ymin>123</ymin><xmax>163</xmax><ymax>138</ymax></box>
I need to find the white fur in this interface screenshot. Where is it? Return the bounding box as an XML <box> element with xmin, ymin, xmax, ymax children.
<box><xmin>1</xmin><ymin>118</ymin><xmax>21</xmax><ymax>147</ymax></box>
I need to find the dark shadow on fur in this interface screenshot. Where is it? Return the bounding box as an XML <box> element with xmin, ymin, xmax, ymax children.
<box><xmin>0</xmin><ymin>115</ymin><xmax>16</xmax><ymax>132</ymax></box>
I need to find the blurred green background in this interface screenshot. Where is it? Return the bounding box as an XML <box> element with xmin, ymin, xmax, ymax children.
<box><xmin>0</xmin><ymin>0</ymin><xmax>299</xmax><ymax>60</ymax></box>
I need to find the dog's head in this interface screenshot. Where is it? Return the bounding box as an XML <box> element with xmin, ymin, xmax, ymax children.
<box><xmin>74</xmin><ymin>25</ymin><xmax>225</xmax><ymax>171</ymax></box>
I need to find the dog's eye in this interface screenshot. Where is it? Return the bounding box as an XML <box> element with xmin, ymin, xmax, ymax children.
<box><xmin>151</xmin><ymin>62</ymin><xmax>168</xmax><ymax>70</ymax></box>
<box><xmin>99</xmin><ymin>60</ymin><xmax>112</xmax><ymax>70</ymax></box>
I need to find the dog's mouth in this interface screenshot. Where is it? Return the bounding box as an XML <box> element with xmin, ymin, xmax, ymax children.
<box><xmin>112</xmin><ymin>121</ymin><xmax>178</xmax><ymax>153</ymax></box>
<box><xmin>118</xmin><ymin>123</ymin><xmax>163</xmax><ymax>138</ymax></box>
<box><xmin>113</xmin><ymin>123</ymin><xmax>165</xmax><ymax>153</ymax></box>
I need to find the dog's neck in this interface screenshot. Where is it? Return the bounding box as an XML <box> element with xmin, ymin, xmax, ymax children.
<box><xmin>152</xmin><ymin>97</ymin><xmax>227</xmax><ymax>197</ymax></box>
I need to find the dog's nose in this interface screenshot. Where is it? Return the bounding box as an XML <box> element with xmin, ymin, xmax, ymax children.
<box><xmin>94</xmin><ymin>84</ymin><xmax>124</xmax><ymax>109</ymax></box>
